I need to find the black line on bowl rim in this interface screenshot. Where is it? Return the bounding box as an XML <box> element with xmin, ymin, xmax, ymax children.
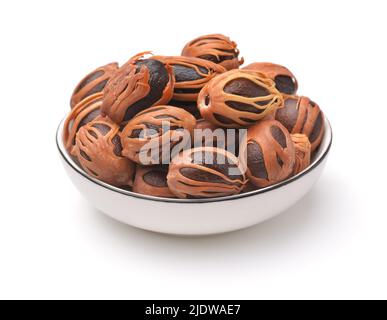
<box><xmin>56</xmin><ymin>116</ymin><xmax>332</xmax><ymax>204</ymax></box>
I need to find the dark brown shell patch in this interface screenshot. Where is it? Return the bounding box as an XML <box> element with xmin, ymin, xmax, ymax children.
<box><xmin>309</xmin><ymin>112</ymin><xmax>323</xmax><ymax>143</ymax></box>
<box><xmin>112</xmin><ymin>135</ymin><xmax>123</xmax><ymax>156</ymax></box>
<box><xmin>275</xmin><ymin>97</ymin><xmax>299</xmax><ymax>132</ymax></box>
<box><xmin>224</xmin><ymin>78</ymin><xmax>269</xmax><ymax>97</ymax></box>
<box><xmin>274</xmin><ymin>75</ymin><xmax>296</xmax><ymax>95</ymax></box>
<box><xmin>225</xmin><ymin>101</ymin><xmax>266</xmax><ymax>114</ymax></box>
<box><xmin>213</xmin><ymin>113</ymin><xmax>236</xmax><ymax>125</ymax></box>
<box><xmin>247</xmin><ymin>141</ymin><xmax>268</xmax><ymax>180</ymax></box>
<box><xmin>143</xmin><ymin>168</ymin><xmax>168</xmax><ymax>187</ymax></box>
<box><xmin>179</xmin><ymin>167</ymin><xmax>233</xmax><ymax>185</ymax></box>
<box><xmin>270</xmin><ymin>126</ymin><xmax>287</xmax><ymax>148</ymax></box>
<box><xmin>173</xmin><ymin>64</ymin><xmax>208</xmax><ymax>82</ymax></box>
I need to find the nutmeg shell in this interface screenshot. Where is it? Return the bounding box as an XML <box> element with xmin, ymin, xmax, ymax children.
<box><xmin>120</xmin><ymin>105</ymin><xmax>196</xmax><ymax>164</ymax></box>
<box><xmin>240</xmin><ymin>120</ymin><xmax>295</xmax><ymax>188</ymax></box>
<box><xmin>70</xmin><ymin>63</ymin><xmax>118</xmax><ymax>108</ymax></box>
<box><xmin>72</xmin><ymin>117</ymin><xmax>135</xmax><ymax>187</ymax></box>
<box><xmin>133</xmin><ymin>165</ymin><xmax>176</xmax><ymax>198</ymax></box>
<box><xmin>63</xmin><ymin>93</ymin><xmax>103</xmax><ymax>152</ymax></box>
<box><xmin>181</xmin><ymin>34</ymin><xmax>243</xmax><ymax>70</ymax></box>
<box><xmin>243</xmin><ymin>62</ymin><xmax>298</xmax><ymax>95</ymax></box>
<box><xmin>167</xmin><ymin>147</ymin><xmax>247</xmax><ymax>198</ymax></box>
<box><xmin>275</xmin><ymin>95</ymin><xmax>324</xmax><ymax>152</ymax></box>
<box><xmin>198</xmin><ymin>69</ymin><xmax>283</xmax><ymax>128</ymax></box>
<box><xmin>102</xmin><ymin>52</ymin><xmax>174</xmax><ymax>124</ymax></box>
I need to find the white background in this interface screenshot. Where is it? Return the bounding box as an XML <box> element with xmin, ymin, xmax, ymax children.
<box><xmin>1</xmin><ymin>0</ymin><xmax>386</xmax><ymax>299</ymax></box>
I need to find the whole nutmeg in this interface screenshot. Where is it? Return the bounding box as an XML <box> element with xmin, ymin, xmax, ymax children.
<box><xmin>291</xmin><ymin>133</ymin><xmax>311</xmax><ymax>174</ymax></box>
<box><xmin>240</xmin><ymin>120</ymin><xmax>295</xmax><ymax>188</ymax></box>
<box><xmin>72</xmin><ymin>117</ymin><xmax>135</xmax><ymax>187</ymax></box>
<box><xmin>167</xmin><ymin>147</ymin><xmax>247</xmax><ymax>198</ymax></box>
<box><xmin>243</xmin><ymin>62</ymin><xmax>298</xmax><ymax>95</ymax></box>
<box><xmin>70</xmin><ymin>63</ymin><xmax>118</xmax><ymax>108</ymax></box>
<box><xmin>151</xmin><ymin>56</ymin><xmax>225</xmax><ymax>103</ymax></box>
<box><xmin>198</xmin><ymin>70</ymin><xmax>283</xmax><ymax>128</ymax></box>
<box><xmin>275</xmin><ymin>95</ymin><xmax>324</xmax><ymax>152</ymax></box>
<box><xmin>102</xmin><ymin>52</ymin><xmax>174</xmax><ymax>124</ymax></box>
<box><xmin>120</xmin><ymin>105</ymin><xmax>196</xmax><ymax>164</ymax></box>
<box><xmin>181</xmin><ymin>34</ymin><xmax>244</xmax><ymax>70</ymax></box>
<box><xmin>63</xmin><ymin>93</ymin><xmax>103</xmax><ymax>152</ymax></box>
<box><xmin>133</xmin><ymin>166</ymin><xmax>176</xmax><ymax>198</ymax></box>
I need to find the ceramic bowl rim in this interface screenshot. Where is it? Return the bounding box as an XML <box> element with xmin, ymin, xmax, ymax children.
<box><xmin>56</xmin><ymin>116</ymin><xmax>332</xmax><ymax>204</ymax></box>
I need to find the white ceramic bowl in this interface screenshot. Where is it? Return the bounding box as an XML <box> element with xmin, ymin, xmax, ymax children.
<box><xmin>57</xmin><ymin>117</ymin><xmax>332</xmax><ymax>236</ymax></box>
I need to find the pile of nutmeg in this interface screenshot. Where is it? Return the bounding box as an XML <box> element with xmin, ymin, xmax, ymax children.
<box><xmin>63</xmin><ymin>34</ymin><xmax>325</xmax><ymax>199</ymax></box>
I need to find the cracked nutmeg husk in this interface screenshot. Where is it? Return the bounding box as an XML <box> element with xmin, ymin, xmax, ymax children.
<box><xmin>102</xmin><ymin>52</ymin><xmax>175</xmax><ymax>124</ymax></box>
<box><xmin>181</xmin><ymin>34</ymin><xmax>244</xmax><ymax>70</ymax></box>
<box><xmin>291</xmin><ymin>133</ymin><xmax>311</xmax><ymax>175</ymax></box>
<box><xmin>120</xmin><ymin>105</ymin><xmax>196</xmax><ymax>164</ymax></box>
<box><xmin>71</xmin><ymin>117</ymin><xmax>135</xmax><ymax>187</ymax></box>
<box><xmin>240</xmin><ymin>119</ymin><xmax>295</xmax><ymax>188</ymax></box>
<box><xmin>275</xmin><ymin>95</ymin><xmax>324</xmax><ymax>152</ymax></box>
<box><xmin>70</xmin><ymin>62</ymin><xmax>119</xmax><ymax>108</ymax></box>
<box><xmin>197</xmin><ymin>69</ymin><xmax>283</xmax><ymax>128</ymax></box>
<box><xmin>243</xmin><ymin>62</ymin><xmax>298</xmax><ymax>95</ymax></box>
<box><xmin>167</xmin><ymin>147</ymin><xmax>247</xmax><ymax>199</ymax></box>
<box><xmin>63</xmin><ymin>92</ymin><xmax>103</xmax><ymax>153</ymax></box>
<box><xmin>133</xmin><ymin>165</ymin><xmax>176</xmax><ymax>198</ymax></box>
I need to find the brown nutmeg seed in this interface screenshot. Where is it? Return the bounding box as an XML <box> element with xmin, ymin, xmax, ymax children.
<box><xmin>243</xmin><ymin>62</ymin><xmax>298</xmax><ymax>95</ymax></box>
<box><xmin>70</xmin><ymin>62</ymin><xmax>118</xmax><ymax>108</ymax></box>
<box><xmin>120</xmin><ymin>105</ymin><xmax>196</xmax><ymax>164</ymax></box>
<box><xmin>102</xmin><ymin>52</ymin><xmax>175</xmax><ymax>124</ymax></box>
<box><xmin>72</xmin><ymin>117</ymin><xmax>135</xmax><ymax>187</ymax></box>
<box><xmin>198</xmin><ymin>69</ymin><xmax>283</xmax><ymax>128</ymax></box>
<box><xmin>181</xmin><ymin>34</ymin><xmax>244</xmax><ymax>70</ymax></box>
<box><xmin>167</xmin><ymin>147</ymin><xmax>247</xmax><ymax>198</ymax></box>
<box><xmin>133</xmin><ymin>166</ymin><xmax>176</xmax><ymax>198</ymax></box>
<box><xmin>275</xmin><ymin>95</ymin><xmax>324</xmax><ymax>152</ymax></box>
<box><xmin>240</xmin><ymin>120</ymin><xmax>295</xmax><ymax>188</ymax></box>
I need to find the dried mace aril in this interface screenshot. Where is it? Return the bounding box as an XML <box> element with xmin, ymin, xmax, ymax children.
<box><xmin>275</xmin><ymin>95</ymin><xmax>324</xmax><ymax>152</ymax></box>
<box><xmin>70</xmin><ymin>62</ymin><xmax>118</xmax><ymax>108</ymax></box>
<box><xmin>120</xmin><ymin>105</ymin><xmax>196</xmax><ymax>164</ymax></box>
<box><xmin>243</xmin><ymin>62</ymin><xmax>298</xmax><ymax>95</ymax></box>
<box><xmin>241</xmin><ymin>120</ymin><xmax>295</xmax><ymax>188</ymax></box>
<box><xmin>72</xmin><ymin>117</ymin><xmax>135</xmax><ymax>187</ymax></box>
<box><xmin>291</xmin><ymin>133</ymin><xmax>311</xmax><ymax>174</ymax></box>
<box><xmin>151</xmin><ymin>56</ymin><xmax>225</xmax><ymax>103</ymax></box>
<box><xmin>63</xmin><ymin>93</ymin><xmax>103</xmax><ymax>152</ymax></box>
<box><xmin>133</xmin><ymin>166</ymin><xmax>176</xmax><ymax>198</ymax></box>
<box><xmin>167</xmin><ymin>147</ymin><xmax>247</xmax><ymax>198</ymax></box>
<box><xmin>102</xmin><ymin>52</ymin><xmax>174</xmax><ymax>124</ymax></box>
<box><xmin>182</xmin><ymin>34</ymin><xmax>244</xmax><ymax>70</ymax></box>
<box><xmin>198</xmin><ymin>70</ymin><xmax>283</xmax><ymax>128</ymax></box>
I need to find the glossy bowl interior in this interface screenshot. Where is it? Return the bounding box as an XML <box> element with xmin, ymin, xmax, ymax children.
<box><xmin>57</xmin><ymin>116</ymin><xmax>332</xmax><ymax>235</ymax></box>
